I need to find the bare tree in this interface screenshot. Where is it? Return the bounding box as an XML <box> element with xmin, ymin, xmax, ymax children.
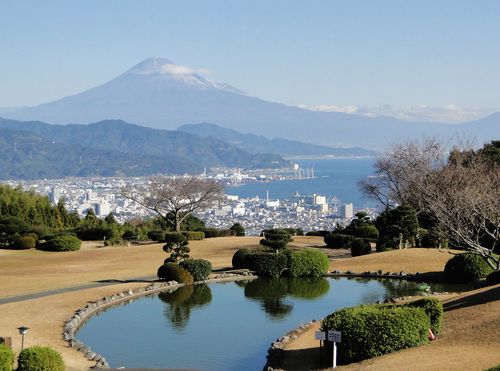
<box><xmin>122</xmin><ymin>176</ymin><xmax>224</xmax><ymax>232</ymax></box>
<box><xmin>360</xmin><ymin>138</ymin><xmax>500</xmax><ymax>270</ymax></box>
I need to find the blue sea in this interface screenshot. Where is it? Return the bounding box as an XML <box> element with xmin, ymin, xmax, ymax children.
<box><xmin>226</xmin><ymin>158</ymin><xmax>377</xmax><ymax>208</ymax></box>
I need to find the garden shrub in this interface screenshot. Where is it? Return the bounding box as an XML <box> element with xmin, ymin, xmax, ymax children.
<box><xmin>163</xmin><ymin>232</ymin><xmax>190</xmax><ymax>262</ymax></box>
<box><xmin>157</xmin><ymin>262</ymin><xmax>194</xmax><ymax>284</ymax></box>
<box><xmin>0</xmin><ymin>344</ymin><xmax>14</xmax><ymax>371</ymax></box>
<box><xmin>486</xmin><ymin>270</ymin><xmax>500</xmax><ymax>286</ymax></box>
<box><xmin>324</xmin><ymin>233</ymin><xmax>356</xmax><ymax>249</ymax></box>
<box><xmin>179</xmin><ymin>259</ymin><xmax>212</xmax><ymax>281</ymax></box>
<box><xmin>181</xmin><ymin>231</ymin><xmax>205</xmax><ymax>240</ymax></box>
<box><xmin>260</xmin><ymin>229</ymin><xmax>293</xmax><ymax>251</ymax></box>
<box><xmin>147</xmin><ymin>229</ymin><xmax>165</xmax><ymax>242</ymax></box>
<box><xmin>306</xmin><ymin>230</ymin><xmax>330</xmax><ymax>237</ymax></box>
<box><xmin>287</xmin><ymin>249</ymin><xmax>329</xmax><ymax>277</ymax></box>
<box><xmin>350</xmin><ymin>238</ymin><xmax>371</xmax><ymax>257</ymax></box>
<box><xmin>321</xmin><ymin>305</ymin><xmax>430</xmax><ymax>364</ymax></box>
<box><xmin>202</xmin><ymin>228</ymin><xmax>219</xmax><ymax>238</ymax></box>
<box><xmin>202</xmin><ymin>228</ymin><xmax>235</xmax><ymax>238</ymax></box>
<box><xmin>232</xmin><ymin>248</ymin><xmax>252</xmax><ymax>269</ymax></box>
<box><xmin>247</xmin><ymin>251</ymin><xmax>288</xmax><ymax>278</ymax></box>
<box><xmin>375</xmin><ymin>236</ymin><xmax>399</xmax><ymax>252</ymax></box>
<box><xmin>11</xmin><ymin>235</ymin><xmax>36</xmax><ymax>249</ymax></box>
<box><xmin>122</xmin><ymin>230</ymin><xmax>139</xmax><ymax>241</ymax></box>
<box><xmin>229</xmin><ymin>223</ymin><xmax>246</xmax><ymax>236</ymax></box>
<box><xmin>38</xmin><ymin>235</ymin><xmax>81</xmax><ymax>251</ymax></box>
<box><xmin>405</xmin><ymin>297</ymin><xmax>443</xmax><ymax>334</ymax></box>
<box><xmin>17</xmin><ymin>345</ymin><xmax>65</xmax><ymax>371</ymax></box>
<box><xmin>444</xmin><ymin>253</ymin><xmax>493</xmax><ymax>283</ymax></box>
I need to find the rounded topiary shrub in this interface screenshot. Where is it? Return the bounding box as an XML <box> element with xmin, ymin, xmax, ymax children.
<box><xmin>287</xmin><ymin>249</ymin><xmax>329</xmax><ymax>277</ymax></box>
<box><xmin>444</xmin><ymin>253</ymin><xmax>493</xmax><ymax>283</ymax></box>
<box><xmin>0</xmin><ymin>344</ymin><xmax>14</xmax><ymax>371</ymax></box>
<box><xmin>12</xmin><ymin>235</ymin><xmax>36</xmax><ymax>250</ymax></box>
<box><xmin>247</xmin><ymin>251</ymin><xmax>288</xmax><ymax>278</ymax></box>
<box><xmin>351</xmin><ymin>238</ymin><xmax>371</xmax><ymax>257</ymax></box>
<box><xmin>148</xmin><ymin>229</ymin><xmax>166</xmax><ymax>242</ymax></box>
<box><xmin>17</xmin><ymin>345</ymin><xmax>65</xmax><ymax>371</ymax></box>
<box><xmin>232</xmin><ymin>248</ymin><xmax>253</xmax><ymax>269</ymax></box>
<box><xmin>321</xmin><ymin>305</ymin><xmax>430</xmax><ymax>364</ymax></box>
<box><xmin>404</xmin><ymin>297</ymin><xmax>443</xmax><ymax>334</ymax></box>
<box><xmin>181</xmin><ymin>231</ymin><xmax>205</xmax><ymax>240</ymax></box>
<box><xmin>324</xmin><ymin>233</ymin><xmax>356</xmax><ymax>249</ymax></box>
<box><xmin>38</xmin><ymin>235</ymin><xmax>81</xmax><ymax>251</ymax></box>
<box><xmin>179</xmin><ymin>259</ymin><xmax>212</xmax><ymax>281</ymax></box>
<box><xmin>157</xmin><ymin>262</ymin><xmax>194</xmax><ymax>284</ymax></box>
<box><xmin>486</xmin><ymin>270</ymin><xmax>500</xmax><ymax>286</ymax></box>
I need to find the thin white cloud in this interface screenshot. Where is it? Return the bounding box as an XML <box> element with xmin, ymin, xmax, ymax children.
<box><xmin>161</xmin><ymin>64</ymin><xmax>211</xmax><ymax>76</ymax></box>
<box><xmin>299</xmin><ymin>103</ymin><xmax>493</xmax><ymax>123</ymax></box>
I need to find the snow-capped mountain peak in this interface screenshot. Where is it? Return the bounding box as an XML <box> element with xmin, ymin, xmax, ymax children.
<box><xmin>123</xmin><ymin>57</ymin><xmax>243</xmax><ymax>93</ymax></box>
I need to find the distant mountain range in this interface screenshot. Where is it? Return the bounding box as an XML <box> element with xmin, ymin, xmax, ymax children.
<box><xmin>5</xmin><ymin>57</ymin><xmax>499</xmax><ymax>149</ymax></box>
<box><xmin>0</xmin><ymin>118</ymin><xmax>289</xmax><ymax>180</ymax></box>
<box><xmin>177</xmin><ymin>123</ymin><xmax>378</xmax><ymax>157</ymax></box>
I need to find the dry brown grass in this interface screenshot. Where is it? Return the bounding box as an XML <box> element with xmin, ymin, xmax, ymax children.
<box><xmin>330</xmin><ymin>248</ymin><xmax>456</xmax><ymax>274</ymax></box>
<box><xmin>1</xmin><ymin>239</ymin><xmax>498</xmax><ymax>370</ymax></box>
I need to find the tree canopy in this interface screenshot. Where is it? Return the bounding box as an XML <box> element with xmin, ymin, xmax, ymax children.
<box><xmin>360</xmin><ymin>139</ymin><xmax>500</xmax><ymax>270</ymax></box>
<box><xmin>122</xmin><ymin>176</ymin><xmax>223</xmax><ymax>232</ymax></box>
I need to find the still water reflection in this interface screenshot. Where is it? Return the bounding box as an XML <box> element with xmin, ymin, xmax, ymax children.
<box><xmin>76</xmin><ymin>277</ymin><xmax>465</xmax><ymax>370</ymax></box>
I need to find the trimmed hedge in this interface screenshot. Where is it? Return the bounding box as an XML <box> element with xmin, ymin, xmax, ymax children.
<box><xmin>38</xmin><ymin>235</ymin><xmax>81</xmax><ymax>251</ymax></box>
<box><xmin>157</xmin><ymin>263</ymin><xmax>194</xmax><ymax>284</ymax></box>
<box><xmin>324</xmin><ymin>233</ymin><xmax>357</xmax><ymax>249</ymax></box>
<box><xmin>383</xmin><ymin>297</ymin><xmax>443</xmax><ymax>334</ymax></box>
<box><xmin>203</xmin><ymin>228</ymin><xmax>235</xmax><ymax>238</ymax></box>
<box><xmin>0</xmin><ymin>344</ymin><xmax>14</xmax><ymax>371</ymax></box>
<box><xmin>181</xmin><ymin>231</ymin><xmax>205</xmax><ymax>240</ymax></box>
<box><xmin>147</xmin><ymin>229</ymin><xmax>165</xmax><ymax>242</ymax></box>
<box><xmin>179</xmin><ymin>259</ymin><xmax>212</xmax><ymax>281</ymax></box>
<box><xmin>306</xmin><ymin>230</ymin><xmax>330</xmax><ymax>237</ymax></box>
<box><xmin>321</xmin><ymin>305</ymin><xmax>430</xmax><ymax>364</ymax></box>
<box><xmin>405</xmin><ymin>297</ymin><xmax>443</xmax><ymax>334</ymax></box>
<box><xmin>12</xmin><ymin>235</ymin><xmax>36</xmax><ymax>249</ymax></box>
<box><xmin>287</xmin><ymin>249</ymin><xmax>329</xmax><ymax>277</ymax></box>
<box><xmin>444</xmin><ymin>253</ymin><xmax>494</xmax><ymax>283</ymax></box>
<box><xmin>350</xmin><ymin>238</ymin><xmax>371</xmax><ymax>257</ymax></box>
<box><xmin>232</xmin><ymin>248</ymin><xmax>252</xmax><ymax>269</ymax></box>
<box><xmin>17</xmin><ymin>345</ymin><xmax>65</xmax><ymax>371</ymax></box>
<box><xmin>486</xmin><ymin>270</ymin><xmax>500</xmax><ymax>286</ymax></box>
<box><xmin>247</xmin><ymin>251</ymin><xmax>288</xmax><ymax>278</ymax></box>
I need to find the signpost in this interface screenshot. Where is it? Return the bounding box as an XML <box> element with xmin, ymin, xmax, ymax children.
<box><xmin>314</xmin><ymin>331</ymin><xmax>326</xmax><ymax>366</ymax></box>
<box><xmin>327</xmin><ymin>330</ymin><xmax>342</xmax><ymax>368</ymax></box>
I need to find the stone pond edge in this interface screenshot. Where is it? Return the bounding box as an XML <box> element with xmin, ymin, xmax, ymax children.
<box><xmin>63</xmin><ymin>269</ymin><xmax>448</xmax><ymax>369</ymax></box>
<box><xmin>62</xmin><ymin>272</ymin><xmax>256</xmax><ymax>368</ymax></box>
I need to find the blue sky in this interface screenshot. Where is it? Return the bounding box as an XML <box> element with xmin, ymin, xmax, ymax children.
<box><xmin>1</xmin><ymin>0</ymin><xmax>499</xmax><ymax>121</ymax></box>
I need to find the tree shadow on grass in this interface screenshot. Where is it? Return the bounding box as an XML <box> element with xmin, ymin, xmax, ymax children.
<box><xmin>443</xmin><ymin>285</ymin><xmax>500</xmax><ymax>312</ymax></box>
<box><xmin>279</xmin><ymin>346</ymin><xmax>325</xmax><ymax>371</ymax></box>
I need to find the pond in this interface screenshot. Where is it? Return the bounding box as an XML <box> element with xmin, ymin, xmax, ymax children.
<box><xmin>76</xmin><ymin>277</ymin><xmax>466</xmax><ymax>370</ymax></box>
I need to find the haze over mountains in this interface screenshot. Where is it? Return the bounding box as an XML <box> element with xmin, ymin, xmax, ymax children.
<box><xmin>178</xmin><ymin>123</ymin><xmax>377</xmax><ymax>157</ymax></box>
<box><xmin>5</xmin><ymin>57</ymin><xmax>500</xmax><ymax>149</ymax></box>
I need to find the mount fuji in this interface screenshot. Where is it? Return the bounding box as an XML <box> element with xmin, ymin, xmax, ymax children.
<box><xmin>5</xmin><ymin>57</ymin><xmax>500</xmax><ymax>149</ymax></box>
